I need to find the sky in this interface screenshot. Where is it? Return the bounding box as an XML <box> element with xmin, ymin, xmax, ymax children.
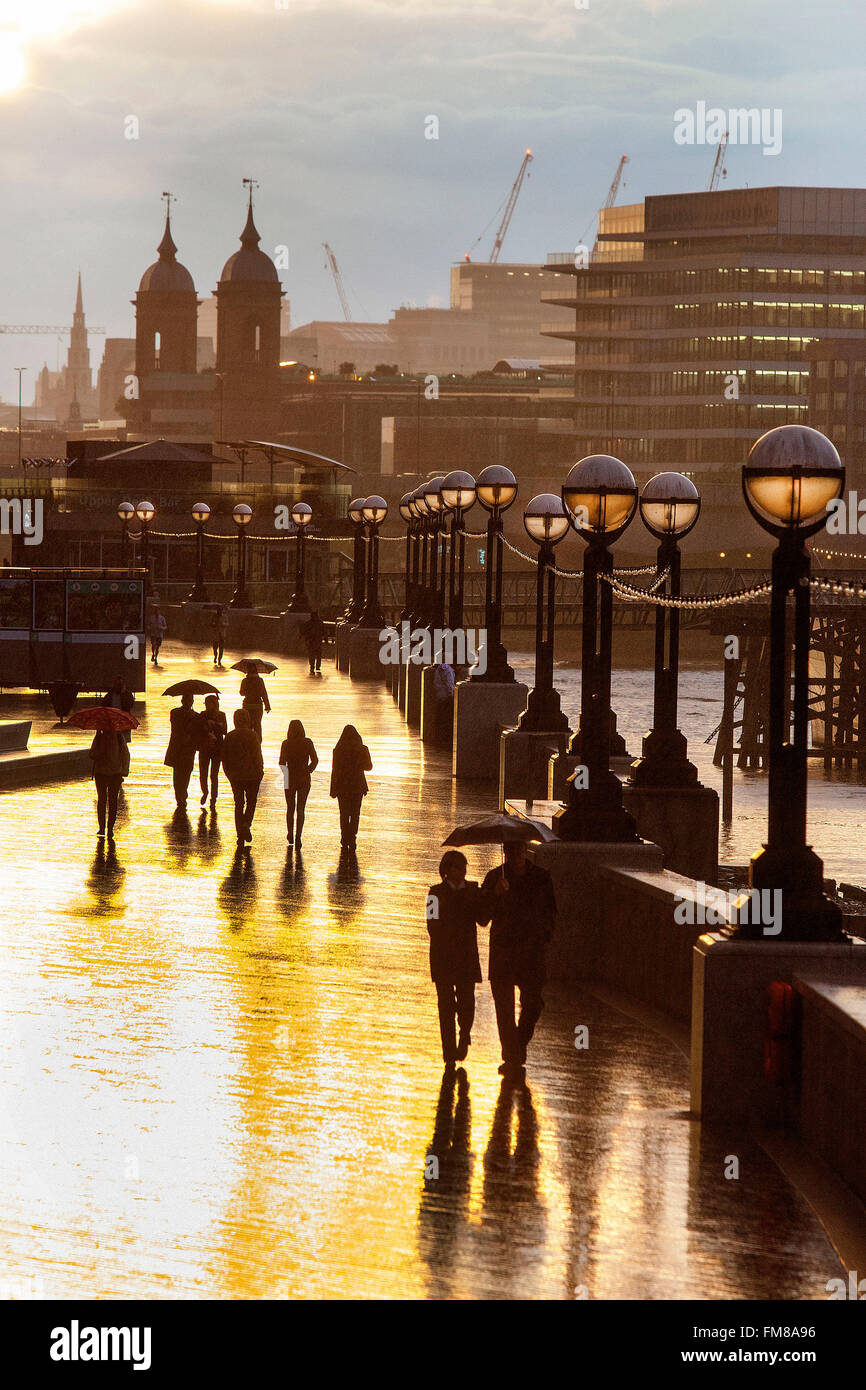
<box><xmin>1</xmin><ymin>0</ymin><xmax>866</xmax><ymax>400</ymax></box>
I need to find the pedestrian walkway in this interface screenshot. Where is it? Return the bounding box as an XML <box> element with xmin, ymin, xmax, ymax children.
<box><xmin>0</xmin><ymin>640</ymin><xmax>844</xmax><ymax>1298</ymax></box>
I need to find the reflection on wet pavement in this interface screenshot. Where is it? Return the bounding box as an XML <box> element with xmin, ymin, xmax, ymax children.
<box><xmin>0</xmin><ymin>641</ymin><xmax>844</xmax><ymax>1298</ymax></box>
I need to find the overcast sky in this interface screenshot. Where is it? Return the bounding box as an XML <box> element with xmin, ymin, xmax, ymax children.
<box><xmin>1</xmin><ymin>0</ymin><xmax>865</xmax><ymax>400</ymax></box>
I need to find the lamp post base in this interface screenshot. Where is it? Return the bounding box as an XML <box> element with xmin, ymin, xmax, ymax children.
<box><xmin>517</xmin><ymin>685</ymin><xmax>570</xmax><ymax>733</ymax></box>
<box><xmin>469</xmin><ymin>638</ymin><xmax>513</xmax><ymax>683</ymax></box>
<box><xmin>629</xmin><ymin>728</ymin><xmax>699</xmax><ymax>788</ymax></box>
<box><xmin>553</xmin><ymin>766</ymin><xmax>639</xmax><ymax>844</ymax></box>
<box><xmin>568</xmin><ymin>709</ymin><xmax>627</xmax><ymax>761</ymax></box>
<box><xmin>725</xmin><ymin>842</ymin><xmax>847</xmax><ymax>943</ymax></box>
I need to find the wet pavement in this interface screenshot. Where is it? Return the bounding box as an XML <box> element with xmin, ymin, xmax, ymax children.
<box><xmin>0</xmin><ymin>641</ymin><xmax>846</xmax><ymax>1299</ymax></box>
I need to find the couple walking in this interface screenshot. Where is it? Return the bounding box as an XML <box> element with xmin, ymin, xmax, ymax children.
<box><xmin>426</xmin><ymin>843</ymin><xmax>556</xmax><ymax>1077</ymax></box>
<box><xmin>280</xmin><ymin>722</ymin><xmax>373</xmax><ymax>852</ymax></box>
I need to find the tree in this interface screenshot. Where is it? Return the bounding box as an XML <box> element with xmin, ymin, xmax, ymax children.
<box><xmin>338</xmin><ymin>361</ymin><xmax>356</xmax><ymax>378</ymax></box>
<box><xmin>374</xmin><ymin>362</ymin><xmax>400</xmax><ymax>376</ymax></box>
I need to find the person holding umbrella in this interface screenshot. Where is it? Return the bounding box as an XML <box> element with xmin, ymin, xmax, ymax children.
<box><xmin>66</xmin><ymin>705</ymin><xmax>139</xmax><ymax>841</ymax></box>
<box><xmin>426</xmin><ymin>850</ymin><xmax>483</xmax><ymax>1069</ymax></box>
<box><xmin>164</xmin><ymin>690</ymin><xmax>203</xmax><ymax>808</ymax></box>
<box><xmin>444</xmin><ymin>814</ymin><xmax>557</xmax><ymax>1077</ymax></box>
<box><xmin>101</xmin><ymin>676</ymin><xmax>135</xmax><ymax>743</ymax></box>
<box><xmin>232</xmin><ymin>659</ymin><xmax>275</xmax><ymax>743</ymax></box>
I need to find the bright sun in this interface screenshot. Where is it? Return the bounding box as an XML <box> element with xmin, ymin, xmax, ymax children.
<box><xmin>0</xmin><ymin>35</ymin><xmax>27</xmax><ymax>96</ymax></box>
<box><xmin>0</xmin><ymin>2</ymin><xmax>139</xmax><ymax>97</ymax></box>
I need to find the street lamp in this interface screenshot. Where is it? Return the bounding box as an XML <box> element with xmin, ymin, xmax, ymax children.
<box><xmin>360</xmin><ymin>495</ymin><xmax>388</xmax><ymax>627</ymax></box>
<box><xmin>188</xmin><ymin>500</ymin><xmax>211</xmax><ymax>603</ymax></box>
<box><xmin>441</xmin><ymin>469</ymin><xmax>476</xmax><ymax>630</ymax></box>
<box><xmin>423</xmin><ymin>475</ymin><xmax>447</xmax><ymax>627</ymax></box>
<box><xmin>629</xmin><ymin>473</ymin><xmax>701</xmax><ymax>787</ymax></box>
<box><xmin>117</xmin><ymin>501</ymin><xmax>135</xmax><ymax>572</ymax></box>
<box><xmin>289</xmin><ymin>501</ymin><xmax>313</xmax><ymax>610</ymax></box>
<box><xmin>518</xmin><ymin>494</ymin><xmax>571</xmax><ymax>732</ymax></box>
<box><xmin>230</xmin><ymin>502</ymin><xmax>252</xmax><ymax>608</ymax></box>
<box><xmin>344</xmin><ymin>496</ymin><xmax>367</xmax><ymax>622</ymax></box>
<box><xmin>135</xmin><ymin>499</ymin><xmax>156</xmax><ymax>595</ymax></box>
<box><xmin>739</xmin><ymin>423</ymin><xmax>845</xmax><ymax>941</ymax></box>
<box><xmin>554</xmin><ymin>454</ymin><xmax>638</xmax><ymax>842</ymax></box>
<box><xmin>412</xmin><ymin>486</ymin><xmax>431</xmax><ymax>626</ymax></box>
<box><xmin>471</xmin><ymin>465</ymin><xmax>518</xmax><ymax>683</ymax></box>
<box><xmin>399</xmin><ymin>492</ymin><xmax>416</xmax><ymax>620</ymax></box>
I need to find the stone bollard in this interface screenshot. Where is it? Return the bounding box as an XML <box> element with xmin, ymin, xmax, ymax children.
<box><xmin>500</xmin><ymin>728</ymin><xmax>571</xmax><ymax>812</ymax></box>
<box><xmin>348</xmin><ymin>626</ymin><xmax>385</xmax><ymax>681</ymax></box>
<box><xmin>623</xmin><ymin>783</ymin><xmax>720</xmax><ymax>884</ymax></box>
<box><xmin>405</xmin><ymin>659</ymin><xmax>424</xmax><ymax>728</ymax></box>
<box><xmin>452</xmin><ymin>679</ymin><xmax>528</xmax><ymax>780</ymax></box>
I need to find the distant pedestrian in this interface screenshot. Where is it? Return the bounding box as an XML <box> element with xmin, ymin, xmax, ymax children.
<box><xmin>479</xmin><ymin>842</ymin><xmax>556</xmax><ymax>1077</ymax></box>
<box><xmin>148</xmin><ymin>607</ymin><xmax>167</xmax><ymax>664</ymax></box>
<box><xmin>164</xmin><ymin>690</ymin><xmax>201</xmax><ymax>808</ymax></box>
<box><xmin>431</xmin><ymin>661</ymin><xmax>455</xmax><ymax>744</ymax></box>
<box><xmin>89</xmin><ymin>729</ymin><xmax>130</xmax><ymax>842</ymax></box>
<box><xmin>301</xmin><ymin>610</ymin><xmax>324</xmax><ymax>673</ymax></box>
<box><xmin>199</xmin><ymin>693</ymin><xmax>227</xmax><ymax>807</ymax></box>
<box><xmin>329</xmin><ymin>724</ymin><xmax>372</xmax><ymax>852</ymax></box>
<box><xmin>239</xmin><ymin>670</ymin><xmax>270</xmax><ymax>742</ymax></box>
<box><xmin>211</xmin><ymin>605</ymin><xmax>228</xmax><ymax>666</ymax></box>
<box><xmin>221</xmin><ymin>708</ymin><xmax>264</xmax><ymax>846</ymax></box>
<box><xmin>279</xmin><ymin>719</ymin><xmax>318</xmax><ymax>847</ymax></box>
<box><xmin>101</xmin><ymin>676</ymin><xmax>135</xmax><ymax>744</ymax></box>
<box><xmin>426</xmin><ymin>850</ymin><xmax>483</xmax><ymax>1068</ymax></box>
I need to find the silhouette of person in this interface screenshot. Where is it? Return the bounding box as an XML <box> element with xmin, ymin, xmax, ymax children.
<box><xmin>329</xmin><ymin>724</ymin><xmax>372</xmax><ymax>852</ymax></box>
<box><xmin>88</xmin><ymin>729</ymin><xmax>129</xmax><ymax>842</ymax></box>
<box><xmin>101</xmin><ymin>676</ymin><xmax>134</xmax><ymax>743</ymax></box>
<box><xmin>279</xmin><ymin>719</ymin><xmax>318</xmax><ymax>847</ymax></box>
<box><xmin>479</xmin><ymin>842</ymin><xmax>556</xmax><ymax>1076</ymax></box>
<box><xmin>426</xmin><ymin>850</ymin><xmax>482</xmax><ymax>1067</ymax></box>
<box><xmin>221</xmin><ymin>708</ymin><xmax>264</xmax><ymax>846</ymax></box>
<box><xmin>164</xmin><ymin>690</ymin><xmax>201</xmax><ymax>808</ymax></box>
<box><xmin>239</xmin><ymin>671</ymin><xmax>270</xmax><ymax>742</ymax></box>
<box><xmin>301</xmin><ymin>610</ymin><xmax>324</xmax><ymax>673</ymax></box>
<box><xmin>199</xmin><ymin>693</ymin><xmax>227</xmax><ymax>807</ymax></box>
<box><xmin>211</xmin><ymin>605</ymin><xmax>228</xmax><ymax>665</ymax></box>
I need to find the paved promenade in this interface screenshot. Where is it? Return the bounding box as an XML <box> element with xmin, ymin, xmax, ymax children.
<box><xmin>0</xmin><ymin>640</ymin><xmax>845</xmax><ymax>1299</ymax></box>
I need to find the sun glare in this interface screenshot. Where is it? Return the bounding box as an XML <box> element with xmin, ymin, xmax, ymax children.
<box><xmin>1</xmin><ymin>1</ymin><xmax>136</xmax><ymax>96</ymax></box>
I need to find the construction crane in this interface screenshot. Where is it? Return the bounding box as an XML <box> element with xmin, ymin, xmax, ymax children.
<box><xmin>603</xmin><ymin>155</ymin><xmax>629</xmax><ymax>209</ymax></box>
<box><xmin>708</xmin><ymin>132</ymin><xmax>728</xmax><ymax>191</ymax></box>
<box><xmin>0</xmin><ymin>325</ymin><xmax>106</xmax><ymax>334</ymax></box>
<box><xmin>464</xmin><ymin>149</ymin><xmax>534</xmax><ymax>263</ymax></box>
<box><xmin>321</xmin><ymin>243</ymin><xmax>352</xmax><ymax>322</ymax></box>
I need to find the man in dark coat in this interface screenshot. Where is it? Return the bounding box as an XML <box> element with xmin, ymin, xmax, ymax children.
<box><xmin>221</xmin><ymin>708</ymin><xmax>264</xmax><ymax>846</ymax></box>
<box><xmin>426</xmin><ymin>850</ymin><xmax>483</xmax><ymax>1068</ymax></box>
<box><xmin>164</xmin><ymin>691</ymin><xmax>202</xmax><ymax>807</ymax></box>
<box><xmin>479</xmin><ymin>842</ymin><xmax>556</xmax><ymax>1076</ymax></box>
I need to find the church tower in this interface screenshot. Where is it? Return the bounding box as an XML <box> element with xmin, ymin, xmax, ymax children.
<box><xmin>215</xmin><ymin>180</ymin><xmax>283</xmax><ymax>438</ymax></box>
<box><xmin>134</xmin><ymin>195</ymin><xmax>198</xmax><ymax>377</ymax></box>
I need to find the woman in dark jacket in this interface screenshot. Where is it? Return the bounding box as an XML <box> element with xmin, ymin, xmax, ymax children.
<box><xmin>426</xmin><ymin>850</ymin><xmax>483</xmax><ymax>1066</ymax></box>
<box><xmin>89</xmin><ymin>729</ymin><xmax>130</xmax><ymax>842</ymax></box>
<box><xmin>279</xmin><ymin>719</ymin><xmax>318</xmax><ymax>847</ymax></box>
<box><xmin>164</xmin><ymin>691</ymin><xmax>202</xmax><ymax>808</ymax></box>
<box><xmin>199</xmin><ymin>693</ymin><xmax>227</xmax><ymax>808</ymax></box>
<box><xmin>329</xmin><ymin>724</ymin><xmax>372</xmax><ymax>851</ymax></box>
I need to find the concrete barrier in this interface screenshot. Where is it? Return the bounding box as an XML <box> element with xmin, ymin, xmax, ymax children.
<box><xmin>794</xmin><ymin>971</ymin><xmax>866</xmax><ymax>1207</ymax></box>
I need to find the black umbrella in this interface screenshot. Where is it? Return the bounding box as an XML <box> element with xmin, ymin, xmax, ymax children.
<box><xmin>230</xmin><ymin>658</ymin><xmax>278</xmax><ymax>674</ymax></box>
<box><xmin>442</xmin><ymin>813</ymin><xmax>557</xmax><ymax>847</ymax></box>
<box><xmin>162</xmin><ymin>679</ymin><xmax>220</xmax><ymax>696</ymax></box>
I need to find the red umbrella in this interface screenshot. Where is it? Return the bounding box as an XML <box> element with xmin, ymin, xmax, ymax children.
<box><xmin>66</xmin><ymin>706</ymin><xmax>140</xmax><ymax>732</ymax></box>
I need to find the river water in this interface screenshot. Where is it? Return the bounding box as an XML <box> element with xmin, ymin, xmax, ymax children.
<box><xmin>507</xmin><ymin>628</ymin><xmax>866</xmax><ymax>885</ymax></box>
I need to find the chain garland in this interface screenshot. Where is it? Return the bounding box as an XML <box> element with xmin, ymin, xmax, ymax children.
<box><xmin>601</xmin><ymin>574</ymin><xmax>775</xmax><ymax>609</ymax></box>
<box><xmin>810</xmin><ymin>575</ymin><xmax>866</xmax><ymax>600</ymax></box>
<box><xmin>812</xmin><ymin>544</ymin><xmax>866</xmax><ymax>563</ymax></box>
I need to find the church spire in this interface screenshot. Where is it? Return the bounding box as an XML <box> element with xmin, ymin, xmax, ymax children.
<box><xmin>75</xmin><ymin>271</ymin><xmax>83</xmax><ymax>316</ymax></box>
<box><xmin>158</xmin><ymin>190</ymin><xmax>178</xmax><ymax>261</ymax></box>
<box><xmin>240</xmin><ymin>176</ymin><xmax>261</xmax><ymax>250</ymax></box>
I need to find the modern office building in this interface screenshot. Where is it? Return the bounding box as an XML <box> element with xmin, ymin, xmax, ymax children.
<box><xmin>543</xmin><ymin>187</ymin><xmax>866</xmax><ymax>553</ymax></box>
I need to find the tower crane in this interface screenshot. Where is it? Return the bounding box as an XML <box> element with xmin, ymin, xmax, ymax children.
<box><xmin>603</xmin><ymin>155</ymin><xmax>629</xmax><ymax>209</ymax></box>
<box><xmin>321</xmin><ymin>243</ymin><xmax>352</xmax><ymax>322</ymax></box>
<box><xmin>464</xmin><ymin>149</ymin><xmax>534</xmax><ymax>263</ymax></box>
<box><xmin>708</xmin><ymin>132</ymin><xmax>728</xmax><ymax>191</ymax></box>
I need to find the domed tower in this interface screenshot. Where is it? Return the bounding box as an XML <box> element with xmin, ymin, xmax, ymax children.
<box><xmin>134</xmin><ymin>195</ymin><xmax>198</xmax><ymax>377</ymax></box>
<box><xmin>215</xmin><ymin>181</ymin><xmax>283</xmax><ymax>437</ymax></box>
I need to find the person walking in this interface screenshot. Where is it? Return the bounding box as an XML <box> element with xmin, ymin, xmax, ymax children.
<box><xmin>431</xmin><ymin>661</ymin><xmax>455</xmax><ymax>745</ymax></box>
<box><xmin>101</xmin><ymin>676</ymin><xmax>135</xmax><ymax>744</ymax></box>
<box><xmin>426</xmin><ymin>850</ymin><xmax>483</xmax><ymax>1068</ymax></box>
<box><xmin>329</xmin><ymin>724</ymin><xmax>372</xmax><ymax>852</ymax></box>
<box><xmin>148</xmin><ymin>606</ymin><xmax>167</xmax><ymax>664</ymax></box>
<box><xmin>479</xmin><ymin>842</ymin><xmax>556</xmax><ymax>1077</ymax></box>
<box><xmin>164</xmin><ymin>690</ymin><xmax>202</xmax><ymax>808</ymax></box>
<box><xmin>301</xmin><ymin>610</ymin><xmax>324</xmax><ymax>674</ymax></box>
<box><xmin>199</xmin><ymin>693</ymin><xmax>227</xmax><ymax>807</ymax></box>
<box><xmin>89</xmin><ymin>729</ymin><xmax>130</xmax><ymax>843</ymax></box>
<box><xmin>210</xmin><ymin>605</ymin><xmax>228</xmax><ymax>666</ymax></box>
<box><xmin>221</xmin><ymin>708</ymin><xmax>264</xmax><ymax>846</ymax></box>
<box><xmin>278</xmin><ymin>719</ymin><xmax>318</xmax><ymax>847</ymax></box>
<box><xmin>239</xmin><ymin>670</ymin><xmax>271</xmax><ymax>743</ymax></box>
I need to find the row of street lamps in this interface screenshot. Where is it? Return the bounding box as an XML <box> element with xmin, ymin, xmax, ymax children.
<box><xmin>117</xmin><ymin>498</ymin><xmax>314</xmax><ymax>609</ymax></box>
<box><xmin>342</xmin><ymin>424</ymin><xmax>845</xmax><ymax>943</ymax></box>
